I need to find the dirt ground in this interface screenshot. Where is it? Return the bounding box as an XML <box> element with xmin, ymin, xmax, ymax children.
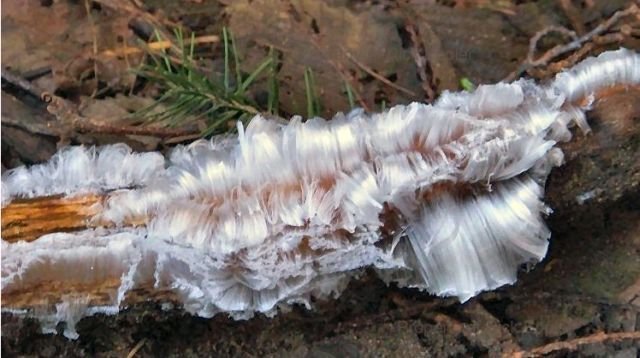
<box><xmin>1</xmin><ymin>0</ymin><xmax>639</xmax><ymax>357</ymax></box>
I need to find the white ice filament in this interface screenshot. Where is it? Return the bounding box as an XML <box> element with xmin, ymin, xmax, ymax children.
<box><xmin>2</xmin><ymin>48</ymin><xmax>638</xmax><ymax>339</ymax></box>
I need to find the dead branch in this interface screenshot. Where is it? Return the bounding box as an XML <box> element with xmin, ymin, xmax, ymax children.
<box><xmin>2</xmin><ymin>68</ymin><xmax>200</xmax><ymax>143</ymax></box>
<box><xmin>126</xmin><ymin>339</ymin><xmax>148</xmax><ymax>358</ymax></box>
<box><xmin>529</xmin><ymin>32</ymin><xmax>628</xmax><ymax>78</ymax></box>
<box><xmin>42</xmin><ymin>93</ymin><xmax>201</xmax><ymax>139</ymax></box>
<box><xmin>503</xmin><ymin>4</ymin><xmax>639</xmax><ymax>82</ymax></box>
<box><xmin>404</xmin><ymin>21</ymin><xmax>437</xmax><ymax>102</ymax></box>
<box><xmin>0</xmin><ymin>116</ymin><xmax>58</xmax><ymax>137</ymax></box>
<box><xmin>1</xmin><ymin>69</ymin><xmax>45</xmax><ymax>100</ymax></box>
<box><xmin>511</xmin><ymin>331</ymin><xmax>640</xmax><ymax>357</ymax></box>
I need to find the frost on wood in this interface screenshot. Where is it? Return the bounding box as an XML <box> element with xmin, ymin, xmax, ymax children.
<box><xmin>1</xmin><ymin>144</ymin><xmax>165</xmax><ymax>207</ymax></box>
<box><xmin>2</xmin><ymin>48</ymin><xmax>639</xmax><ymax>339</ymax></box>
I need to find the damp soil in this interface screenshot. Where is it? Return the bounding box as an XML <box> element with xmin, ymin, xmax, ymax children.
<box><xmin>2</xmin><ymin>0</ymin><xmax>639</xmax><ymax>357</ymax></box>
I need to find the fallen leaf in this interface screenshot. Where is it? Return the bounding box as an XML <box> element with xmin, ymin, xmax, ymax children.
<box><xmin>226</xmin><ymin>0</ymin><xmax>427</xmax><ymax>116</ymax></box>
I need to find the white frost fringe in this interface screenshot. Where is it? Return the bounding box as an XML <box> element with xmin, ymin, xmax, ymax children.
<box><xmin>1</xmin><ymin>144</ymin><xmax>165</xmax><ymax>206</ymax></box>
<box><xmin>1</xmin><ymin>48</ymin><xmax>639</xmax><ymax>339</ymax></box>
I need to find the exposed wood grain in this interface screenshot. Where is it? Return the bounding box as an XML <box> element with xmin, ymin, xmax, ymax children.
<box><xmin>1</xmin><ymin>194</ymin><xmax>104</xmax><ymax>243</ymax></box>
<box><xmin>1</xmin><ymin>279</ymin><xmax>181</xmax><ymax>312</ymax></box>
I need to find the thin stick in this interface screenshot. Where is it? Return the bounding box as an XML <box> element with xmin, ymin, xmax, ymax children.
<box><xmin>404</xmin><ymin>21</ymin><xmax>436</xmax><ymax>101</ymax></box>
<box><xmin>1</xmin><ymin>68</ymin><xmax>45</xmax><ymax>99</ymax></box>
<box><xmin>503</xmin><ymin>4</ymin><xmax>639</xmax><ymax>82</ymax></box>
<box><xmin>126</xmin><ymin>339</ymin><xmax>148</xmax><ymax>358</ymax></box>
<box><xmin>0</xmin><ymin>116</ymin><xmax>57</xmax><ymax>137</ymax></box>
<box><xmin>343</xmin><ymin>50</ymin><xmax>417</xmax><ymax>97</ymax></box>
<box><xmin>512</xmin><ymin>331</ymin><xmax>640</xmax><ymax>357</ymax></box>
<box><xmin>42</xmin><ymin>93</ymin><xmax>200</xmax><ymax>138</ymax></box>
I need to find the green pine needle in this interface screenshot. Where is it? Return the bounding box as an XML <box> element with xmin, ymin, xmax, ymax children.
<box><xmin>304</xmin><ymin>68</ymin><xmax>313</xmax><ymax>117</ymax></box>
<box><xmin>344</xmin><ymin>81</ymin><xmax>355</xmax><ymax>109</ymax></box>
<box><xmin>304</xmin><ymin>67</ymin><xmax>320</xmax><ymax>118</ymax></box>
<box><xmin>223</xmin><ymin>27</ymin><xmax>231</xmax><ymax>94</ymax></box>
<box><xmin>134</xmin><ymin>27</ymin><xmax>272</xmax><ymax>136</ymax></box>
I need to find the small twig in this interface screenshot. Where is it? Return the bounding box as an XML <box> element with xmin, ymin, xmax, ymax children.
<box><xmin>503</xmin><ymin>4</ymin><xmax>639</xmax><ymax>82</ymax></box>
<box><xmin>343</xmin><ymin>49</ymin><xmax>417</xmax><ymax>97</ymax></box>
<box><xmin>538</xmin><ymin>32</ymin><xmax>627</xmax><ymax>76</ymax></box>
<box><xmin>512</xmin><ymin>331</ymin><xmax>640</xmax><ymax>357</ymax></box>
<box><xmin>404</xmin><ymin>21</ymin><xmax>436</xmax><ymax>102</ymax></box>
<box><xmin>542</xmin><ymin>42</ymin><xmax>595</xmax><ymax>75</ymax></box>
<box><xmin>126</xmin><ymin>338</ymin><xmax>147</xmax><ymax>358</ymax></box>
<box><xmin>2</xmin><ymin>69</ymin><xmax>200</xmax><ymax>142</ymax></box>
<box><xmin>22</xmin><ymin>66</ymin><xmax>53</xmax><ymax>81</ymax></box>
<box><xmin>526</xmin><ymin>26</ymin><xmax>579</xmax><ymax>65</ymax></box>
<box><xmin>330</xmin><ymin>58</ymin><xmax>371</xmax><ymax>112</ymax></box>
<box><xmin>0</xmin><ymin>117</ymin><xmax>57</xmax><ymax>137</ymax></box>
<box><xmin>101</xmin><ymin>35</ymin><xmax>220</xmax><ymax>58</ymax></box>
<box><xmin>75</xmin><ymin>119</ymin><xmax>201</xmax><ymax>138</ymax></box>
<box><xmin>1</xmin><ymin>69</ymin><xmax>44</xmax><ymax>99</ymax></box>
<box><xmin>42</xmin><ymin>93</ymin><xmax>200</xmax><ymax>139</ymax></box>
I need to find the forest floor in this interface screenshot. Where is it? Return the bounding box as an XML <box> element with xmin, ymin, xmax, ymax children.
<box><xmin>1</xmin><ymin>0</ymin><xmax>639</xmax><ymax>357</ymax></box>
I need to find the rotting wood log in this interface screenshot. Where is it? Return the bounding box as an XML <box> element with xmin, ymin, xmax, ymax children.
<box><xmin>1</xmin><ymin>86</ymin><xmax>638</xmax><ymax>318</ymax></box>
<box><xmin>3</xmin><ymin>85</ymin><xmax>636</xmax><ymax>244</ymax></box>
